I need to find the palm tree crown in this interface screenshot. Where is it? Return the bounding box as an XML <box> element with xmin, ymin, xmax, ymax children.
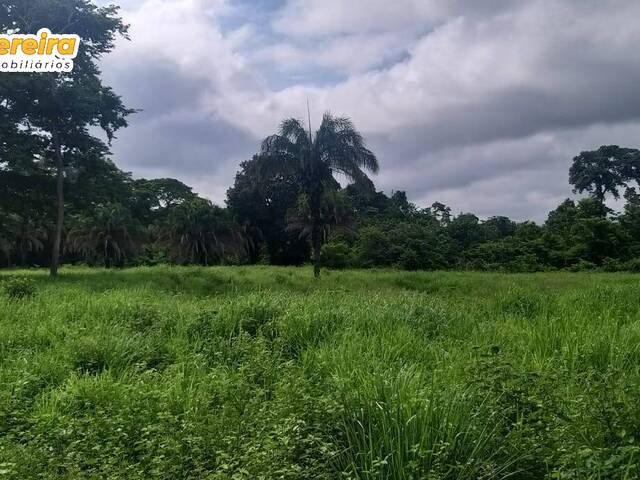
<box><xmin>162</xmin><ymin>198</ymin><xmax>247</xmax><ymax>265</ymax></box>
<box><xmin>66</xmin><ymin>203</ymin><xmax>140</xmax><ymax>268</ymax></box>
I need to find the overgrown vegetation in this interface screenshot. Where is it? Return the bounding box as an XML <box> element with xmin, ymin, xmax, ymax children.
<box><xmin>3</xmin><ymin>4</ymin><xmax>640</xmax><ymax>276</ymax></box>
<box><xmin>1</xmin><ymin>266</ymin><xmax>640</xmax><ymax>478</ymax></box>
<box><xmin>5</xmin><ymin>136</ymin><xmax>640</xmax><ymax>274</ymax></box>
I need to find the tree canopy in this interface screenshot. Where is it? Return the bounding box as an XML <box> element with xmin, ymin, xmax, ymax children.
<box><xmin>569</xmin><ymin>145</ymin><xmax>640</xmax><ymax>202</ymax></box>
<box><xmin>0</xmin><ymin>0</ymin><xmax>135</xmax><ymax>276</ymax></box>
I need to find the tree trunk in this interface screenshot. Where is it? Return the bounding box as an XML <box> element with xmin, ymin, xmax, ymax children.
<box><xmin>595</xmin><ymin>183</ymin><xmax>606</xmax><ymax>204</ymax></box>
<box><xmin>310</xmin><ymin>194</ymin><xmax>321</xmax><ymax>278</ymax></box>
<box><xmin>50</xmin><ymin>126</ymin><xmax>64</xmax><ymax>277</ymax></box>
<box><xmin>312</xmin><ymin>222</ymin><xmax>321</xmax><ymax>278</ymax></box>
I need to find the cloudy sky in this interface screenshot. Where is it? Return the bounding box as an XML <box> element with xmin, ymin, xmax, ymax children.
<box><xmin>97</xmin><ymin>0</ymin><xmax>640</xmax><ymax>221</ymax></box>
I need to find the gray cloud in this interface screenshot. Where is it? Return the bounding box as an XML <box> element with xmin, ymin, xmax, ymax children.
<box><xmin>98</xmin><ymin>0</ymin><xmax>640</xmax><ymax>220</ymax></box>
<box><xmin>102</xmin><ymin>57</ymin><xmax>258</xmax><ymax>201</ymax></box>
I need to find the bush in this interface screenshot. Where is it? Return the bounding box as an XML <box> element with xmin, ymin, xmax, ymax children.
<box><xmin>320</xmin><ymin>242</ymin><xmax>352</xmax><ymax>269</ymax></box>
<box><xmin>1</xmin><ymin>277</ymin><xmax>36</xmax><ymax>299</ymax></box>
<box><xmin>568</xmin><ymin>259</ymin><xmax>597</xmax><ymax>272</ymax></box>
<box><xmin>624</xmin><ymin>257</ymin><xmax>640</xmax><ymax>272</ymax></box>
<box><xmin>505</xmin><ymin>253</ymin><xmax>544</xmax><ymax>272</ymax></box>
<box><xmin>602</xmin><ymin>257</ymin><xmax>623</xmax><ymax>272</ymax></box>
<box><xmin>399</xmin><ymin>249</ymin><xmax>421</xmax><ymax>270</ymax></box>
<box><xmin>138</xmin><ymin>244</ymin><xmax>169</xmax><ymax>266</ymax></box>
<box><xmin>354</xmin><ymin>227</ymin><xmax>393</xmax><ymax>267</ymax></box>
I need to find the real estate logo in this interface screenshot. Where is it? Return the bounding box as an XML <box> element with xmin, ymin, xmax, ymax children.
<box><xmin>0</xmin><ymin>28</ymin><xmax>79</xmax><ymax>72</ymax></box>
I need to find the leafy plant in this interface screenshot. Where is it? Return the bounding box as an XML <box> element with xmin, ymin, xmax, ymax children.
<box><xmin>320</xmin><ymin>241</ymin><xmax>352</xmax><ymax>269</ymax></box>
<box><xmin>1</xmin><ymin>276</ymin><xmax>36</xmax><ymax>299</ymax></box>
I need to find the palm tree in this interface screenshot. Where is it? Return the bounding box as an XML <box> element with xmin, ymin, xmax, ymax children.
<box><xmin>261</xmin><ymin>113</ymin><xmax>379</xmax><ymax>277</ymax></box>
<box><xmin>0</xmin><ymin>211</ymin><xmax>16</xmax><ymax>265</ymax></box>
<box><xmin>161</xmin><ymin>198</ymin><xmax>247</xmax><ymax>265</ymax></box>
<box><xmin>0</xmin><ymin>211</ymin><xmax>46</xmax><ymax>266</ymax></box>
<box><xmin>66</xmin><ymin>203</ymin><xmax>140</xmax><ymax>268</ymax></box>
<box><xmin>13</xmin><ymin>216</ymin><xmax>46</xmax><ymax>265</ymax></box>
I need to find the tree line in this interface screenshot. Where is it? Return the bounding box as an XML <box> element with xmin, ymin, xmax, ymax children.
<box><xmin>3</xmin><ymin>1</ymin><xmax>640</xmax><ymax>275</ymax></box>
<box><xmin>4</xmin><ymin>127</ymin><xmax>640</xmax><ymax>273</ymax></box>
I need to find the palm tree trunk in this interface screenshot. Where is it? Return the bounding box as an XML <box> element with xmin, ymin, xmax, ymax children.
<box><xmin>310</xmin><ymin>194</ymin><xmax>321</xmax><ymax>278</ymax></box>
<box><xmin>104</xmin><ymin>242</ymin><xmax>110</xmax><ymax>268</ymax></box>
<box><xmin>50</xmin><ymin>125</ymin><xmax>64</xmax><ymax>277</ymax></box>
<box><xmin>312</xmin><ymin>222</ymin><xmax>321</xmax><ymax>278</ymax></box>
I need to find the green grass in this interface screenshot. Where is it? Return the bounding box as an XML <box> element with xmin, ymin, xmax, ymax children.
<box><xmin>1</xmin><ymin>266</ymin><xmax>640</xmax><ymax>478</ymax></box>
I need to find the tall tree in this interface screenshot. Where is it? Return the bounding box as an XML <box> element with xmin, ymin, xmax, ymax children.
<box><xmin>227</xmin><ymin>154</ymin><xmax>309</xmax><ymax>265</ymax></box>
<box><xmin>0</xmin><ymin>0</ymin><xmax>134</xmax><ymax>276</ymax></box>
<box><xmin>619</xmin><ymin>188</ymin><xmax>640</xmax><ymax>257</ymax></box>
<box><xmin>343</xmin><ymin>177</ymin><xmax>389</xmax><ymax>216</ymax></box>
<box><xmin>130</xmin><ymin>178</ymin><xmax>196</xmax><ymax>226</ymax></box>
<box><xmin>429</xmin><ymin>202</ymin><xmax>452</xmax><ymax>225</ymax></box>
<box><xmin>260</xmin><ymin>113</ymin><xmax>379</xmax><ymax>277</ymax></box>
<box><xmin>448</xmin><ymin>213</ymin><xmax>483</xmax><ymax>251</ymax></box>
<box><xmin>569</xmin><ymin>145</ymin><xmax>640</xmax><ymax>203</ymax></box>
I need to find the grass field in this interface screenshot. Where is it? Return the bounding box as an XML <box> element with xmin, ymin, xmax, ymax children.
<box><xmin>1</xmin><ymin>266</ymin><xmax>640</xmax><ymax>479</ymax></box>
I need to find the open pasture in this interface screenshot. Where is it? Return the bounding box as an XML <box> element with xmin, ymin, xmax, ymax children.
<box><xmin>1</xmin><ymin>267</ymin><xmax>639</xmax><ymax>479</ymax></box>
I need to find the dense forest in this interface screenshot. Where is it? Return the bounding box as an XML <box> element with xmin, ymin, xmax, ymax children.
<box><xmin>3</xmin><ymin>130</ymin><xmax>640</xmax><ymax>273</ymax></box>
<box><xmin>2</xmin><ymin>1</ymin><xmax>640</xmax><ymax>274</ymax></box>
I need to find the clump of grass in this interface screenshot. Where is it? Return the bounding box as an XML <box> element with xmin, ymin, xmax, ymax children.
<box><xmin>1</xmin><ymin>276</ymin><xmax>36</xmax><ymax>299</ymax></box>
<box><xmin>334</xmin><ymin>369</ymin><xmax>517</xmax><ymax>479</ymax></box>
<box><xmin>495</xmin><ymin>287</ymin><xmax>546</xmax><ymax>319</ymax></box>
<box><xmin>70</xmin><ymin>328</ymin><xmax>173</xmax><ymax>376</ymax></box>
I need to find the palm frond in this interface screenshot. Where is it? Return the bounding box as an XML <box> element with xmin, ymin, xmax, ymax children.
<box><xmin>161</xmin><ymin>198</ymin><xmax>248</xmax><ymax>265</ymax></box>
<box><xmin>315</xmin><ymin>112</ymin><xmax>379</xmax><ymax>181</ymax></box>
<box><xmin>66</xmin><ymin>203</ymin><xmax>140</xmax><ymax>267</ymax></box>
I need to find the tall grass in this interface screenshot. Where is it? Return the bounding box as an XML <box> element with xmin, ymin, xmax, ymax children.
<box><xmin>0</xmin><ymin>267</ymin><xmax>639</xmax><ymax>478</ymax></box>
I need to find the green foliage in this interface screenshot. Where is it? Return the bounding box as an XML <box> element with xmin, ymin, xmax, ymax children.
<box><xmin>569</xmin><ymin>259</ymin><xmax>598</xmax><ymax>272</ymax></box>
<box><xmin>354</xmin><ymin>225</ymin><xmax>394</xmax><ymax>267</ymax></box>
<box><xmin>0</xmin><ymin>276</ymin><xmax>36</xmax><ymax>299</ymax></box>
<box><xmin>320</xmin><ymin>241</ymin><xmax>352</xmax><ymax>269</ymax></box>
<box><xmin>624</xmin><ymin>258</ymin><xmax>640</xmax><ymax>272</ymax></box>
<box><xmin>602</xmin><ymin>257</ymin><xmax>624</xmax><ymax>272</ymax></box>
<box><xmin>569</xmin><ymin>145</ymin><xmax>640</xmax><ymax>202</ymax></box>
<box><xmin>1</xmin><ymin>267</ymin><xmax>640</xmax><ymax>477</ymax></box>
<box><xmin>162</xmin><ymin>198</ymin><xmax>248</xmax><ymax>265</ymax></box>
<box><xmin>137</xmin><ymin>243</ymin><xmax>170</xmax><ymax>266</ymax></box>
<box><xmin>351</xmin><ymin>217</ymin><xmax>451</xmax><ymax>270</ymax></box>
<box><xmin>260</xmin><ymin>113</ymin><xmax>379</xmax><ymax>276</ymax></box>
<box><xmin>66</xmin><ymin>203</ymin><xmax>142</xmax><ymax>267</ymax></box>
<box><xmin>0</xmin><ymin>0</ymin><xmax>135</xmax><ymax>276</ymax></box>
<box><xmin>227</xmin><ymin>154</ymin><xmax>309</xmax><ymax>265</ymax></box>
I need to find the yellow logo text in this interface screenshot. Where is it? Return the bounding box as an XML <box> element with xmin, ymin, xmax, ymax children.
<box><xmin>0</xmin><ymin>28</ymin><xmax>80</xmax><ymax>72</ymax></box>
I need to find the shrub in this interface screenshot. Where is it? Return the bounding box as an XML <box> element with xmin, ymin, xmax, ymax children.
<box><xmin>624</xmin><ymin>257</ymin><xmax>640</xmax><ymax>272</ymax></box>
<box><xmin>1</xmin><ymin>277</ymin><xmax>36</xmax><ymax>299</ymax></box>
<box><xmin>138</xmin><ymin>244</ymin><xmax>169</xmax><ymax>266</ymax></box>
<box><xmin>320</xmin><ymin>242</ymin><xmax>352</xmax><ymax>269</ymax></box>
<box><xmin>602</xmin><ymin>257</ymin><xmax>623</xmax><ymax>272</ymax></box>
<box><xmin>354</xmin><ymin>227</ymin><xmax>393</xmax><ymax>267</ymax></box>
<box><xmin>568</xmin><ymin>259</ymin><xmax>597</xmax><ymax>272</ymax></box>
<box><xmin>399</xmin><ymin>249</ymin><xmax>421</xmax><ymax>270</ymax></box>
